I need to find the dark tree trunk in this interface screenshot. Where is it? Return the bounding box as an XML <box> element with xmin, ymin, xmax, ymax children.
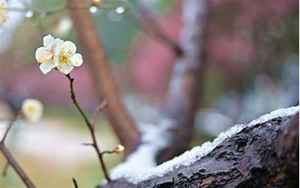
<box><xmin>102</xmin><ymin>110</ymin><xmax>298</xmax><ymax>188</ymax></box>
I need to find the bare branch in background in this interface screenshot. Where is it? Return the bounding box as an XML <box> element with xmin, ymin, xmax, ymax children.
<box><xmin>67</xmin><ymin>0</ymin><xmax>140</xmax><ymax>154</ymax></box>
<box><xmin>132</xmin><ymin>3</ymin><xmax>184</xmax><ymax>57</ymax></box>
<box><xmin>0</xmin><ymin>113</ymin><xmax>36</xmax><ymax>188</ymax></box>
<box><xmin>0</xmin><ymin>114</ymin><xmax>18</xmax><ymax>143</ymax></box>
<box><xmin>72</xmin><ymin>178</ymin><xmax>79</xmax><ymax>188</ymax></box>
<box><xmin>157</xmin><ymin>0</ymin><xmax>209</xmax><ymax>162</ymax></box>
<box><xmin>0</xmin><ymin>113</ymin><xmax>18</xmax><ymax>177</ymax></box>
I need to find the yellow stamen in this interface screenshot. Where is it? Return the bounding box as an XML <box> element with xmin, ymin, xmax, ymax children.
<box><xmin>59</xmin><ymin>52</ymin><xmax>70</xmax><ymax>64</ymax></box>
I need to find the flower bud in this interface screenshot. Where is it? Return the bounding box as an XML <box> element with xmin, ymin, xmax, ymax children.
<box><xmin>22</xmin><ymin>99</ymin><xmax>43</xmax><ymax>123</ymax></box>
<box><xmin>114</xmin><ymin>144</ymin><xmax>125</xmax><ymax>153</ymax></box>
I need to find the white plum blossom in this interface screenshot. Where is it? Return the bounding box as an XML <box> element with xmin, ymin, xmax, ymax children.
<box><xmin>0</xmin><ymin>0</ymin><xmax>8</xmax><ymax>25</ymax></box>
<box><xmin>35</xmin><ymin>34</ymin><xmax>83</xmax><ymax>75</ymax></box>
<box><xmin>56</xmin><ymin>40</ymin><xmax>83</xmax><ymax>74</ymax></box>
<box><xmin>22</xmin><ymin>99</ymin><xmax>43</xmax><ymax>123</ymax></box>
<box><xmin>35</xmin><ymin>35</ymin><xmax>63</xmax><ymax>74</ymax></box>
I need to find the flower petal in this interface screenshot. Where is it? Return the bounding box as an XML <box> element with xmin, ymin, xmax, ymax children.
<box><xmin>53</xmin><ymin>43</ymin><xmax>63</xmax><ymax>56</ymax></box>
<box><xmin>43</xmin><ymin>35</ymin><xmax>55</xmax><ymax>47</ymax></box>
<box><xmin>62</xmin><ymin>41</ymin><xmax>76</xmax><ymax>55</ymax></box>
<box><xmin>70</xmin><ymin>53</ymin><xmax>83</xmax><ymax>67</ymax></box>
<box><xmin>57</xmin><ymin>63</ymin><xmax>74</xmax><ymax>75</ymax></box>
<box><xmin>35</xmin><ymin>47</ymin><xmax>52</xmax><ymax>63</ymax></box>
<box><xmin>39</xmin><ymin>61</ymin><xmax>56</xmax><ymax>74</ymax></box>
<box><xmin>54</xmin><ymin>38</ymin><xmax>64</xmax><ymax>48</ymax></box>
<box><xmin>52</xmin><ymin>55</ymin><xmax>60</xmax><ymax>66</ymax></box>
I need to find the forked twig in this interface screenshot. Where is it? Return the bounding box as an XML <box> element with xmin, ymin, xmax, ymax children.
<box><xmin>65</xmin><ymin>74</ymin><xmax>111</xmax><ymax>182</ymax></box>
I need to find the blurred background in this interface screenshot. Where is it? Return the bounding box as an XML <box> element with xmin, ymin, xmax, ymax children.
<box><xmin>0</xmin><ymin>0</ymin><xmax>298</xmax><ymax>187</ymax></box>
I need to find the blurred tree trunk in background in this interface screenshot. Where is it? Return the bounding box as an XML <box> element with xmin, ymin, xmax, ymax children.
<box><xmin>68</xmin><ymin>0</ymin><xmax>140</xmax><ymax>154</ymax></box>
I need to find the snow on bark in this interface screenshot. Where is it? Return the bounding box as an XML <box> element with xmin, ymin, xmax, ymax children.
<box><xmin>110</xmin><ymin>106</ymin><xmax>299</xmax><ymax>184</ymax></box>
<box><xmin>111</xmin><ymin>118</ymin><xmax>175</xmax><ymax>181</ymax></box>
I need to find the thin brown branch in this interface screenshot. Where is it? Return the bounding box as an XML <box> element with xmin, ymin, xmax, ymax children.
<box><xmin>0</xmin><ymin>114</ymin><xmax>36</xmax><ymax>188</ymax></box>
<box><xmin>100</xmin><ymin>150</ymin><xmax>115</xmax><ymax>155</ymax></box>
<box><xmin>68</xmin><ymin>0</ymin><xmax>140</xmax><ymax>154</ymax></box>
<box><xmin>130</xmin><ymin>3</ymin><xmax>183</xmax><ymax>57</ymax></box>
<box><xmin>1</xmin><ymin>112</ymin><xmax>19</xmax><ymax>176</ymax></box>
<box><xmin>0</xmin><ymin>144</ymin><xmax>36</xmax><ymax>188</ymax></box>
<box><xmin>72</xmin><ymin>177</ymin><xmax>79</xmax><ymax>188</ymax></box>
<box><xmin>0</xmin><ymin>113</ymin><xmax>18</xmax><ymax>143</ymax></box>
<box><xmin>65</xmin><ymin>74</ymin><xmax>111</xmax><ymax>182</ymax></box>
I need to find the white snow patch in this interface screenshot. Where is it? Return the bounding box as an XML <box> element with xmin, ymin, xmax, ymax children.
<box><xmin>111</xmin><ymin>106</ymin><xmax>299</xmax><ymax>183</ymax></box>
<box><xmin>248</xmin><ymin>106</ymin><xmax>299</xmax><ymax>126</ymax></box>
<box><xmin>111</xmin><ymin>118</ymin><xmax>174</xmax><ymax>180</ymax></box>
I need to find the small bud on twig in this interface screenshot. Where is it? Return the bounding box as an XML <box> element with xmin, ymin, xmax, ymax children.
<box><xmin>113</xmin><ymin>144</ymin><xmax>125</xmax><ymax>154</ymax></box>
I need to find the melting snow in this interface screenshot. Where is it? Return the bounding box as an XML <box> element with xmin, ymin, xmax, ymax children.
<box><xmin>111</xmin><ymin>106</ymin><xmax>299</xmax><ymax>183</ymax></box>
<box><xmin>111</xmin><ymin>118</ymin><xmax>174</xmax><ymax>181</ymax></box>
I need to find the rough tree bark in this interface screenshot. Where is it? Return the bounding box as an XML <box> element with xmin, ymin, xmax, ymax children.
<box><xmin>103</xmin><ymin>108</ymin><xmax>299</xmax><ymax>188</ymax></box>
